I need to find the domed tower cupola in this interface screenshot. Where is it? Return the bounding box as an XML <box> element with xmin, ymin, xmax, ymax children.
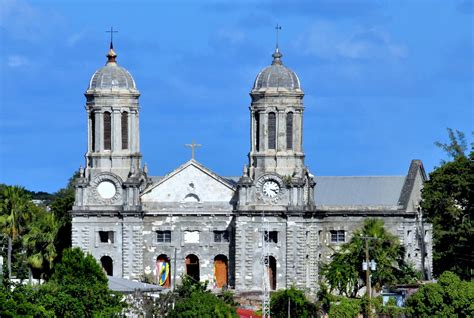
<box><xmin>252</xmin><ymin>48</ymin><xmax>301</xmax><ymax>91</ymax></box>
<box><xmin>247</xmin><ymin>46</ymin><xmax>305</xmax><ymax>180</ymax></box>
<box><xmin>84</xmin><ymin>43</ymin><xmax>142</xmax><ymax>182</ymax></box>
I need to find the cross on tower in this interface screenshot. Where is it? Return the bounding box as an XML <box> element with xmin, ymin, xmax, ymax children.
<box><xmin>106</xmin><ymin>26</ymin><xmax>118</xmax><ymax>47</ymax></box>
<box><xmin>275</xmin><ymin>23</ymin><xmax>282</xmax><ymax>49</ymax></box>
<box><xmin>185</xmin><ymin>140</ymin><xmax>202</xmax><ymax>160</ymax></box>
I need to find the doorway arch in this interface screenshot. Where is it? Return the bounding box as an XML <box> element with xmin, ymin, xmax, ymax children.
<box><xmin>185</xmin><ymin>254</ymin><xmax>200</xmax><ymax>282</ymax></box>
<box><xmin>100</xmin><ymin>256</ymin><xmax>113</xmax><ymax>276</ymax></box>
<box><xmin>214</xmin><ymin>255</ymin><xmax>228</xmax><ymax>288</ymax></box>
<box><xmin>267</xmin><ymin>256</ymin><xmax>276</xmax><ymax>290</ymax></box>
<box><xmin>156</xmin><ymin>254</ymin><xmax>171</xmax><ymax>288</ymax></box>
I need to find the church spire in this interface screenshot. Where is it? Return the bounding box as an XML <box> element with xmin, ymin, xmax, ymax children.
<box><xmin>272</xmin><ymin>24</ymin><xmax>283</xmax><ymax>65</ymax></box>
<box><xmin>106</xmin><ymin>26</ymin><xmax>118</xmax><ymax>64</ymax></box>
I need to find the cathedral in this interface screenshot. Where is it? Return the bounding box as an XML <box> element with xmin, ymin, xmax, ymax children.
<box><xmin>71</xmin><ymin>42</ymin><xmax>432</xmax><ymax>294</ymax></box>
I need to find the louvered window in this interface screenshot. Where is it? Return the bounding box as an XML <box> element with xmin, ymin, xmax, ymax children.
<box><xmin>268</xmin><ymin>112</ymin><xmax>276</xmax><ymax>149</ymax></box>
<box><xmin>255</xmin><ymin>112</ymin><xmax>260</xmax><ymax>151</ymax></box>
<box><xmin>121</xmin><ymin>112</ymin><xmax>128</xmax><ymax>149</ymax></box>
<box><xmin>104</xmin><ymin>112</ymin><xmax>111</xmax><ymax>150</ymax></box>
<box><xmin>286</xmin><ymin>112</ymin><xmax>293</xmax><ymax>150</ymax></box>
<box><xmin>91</xmin><ymin>112</ymin><xmax>96</xmax><ymax>151</ymax></box>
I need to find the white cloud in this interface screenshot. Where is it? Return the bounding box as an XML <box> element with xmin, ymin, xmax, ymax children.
<box><xmin>296</xmin><ymin>20</ymin><xmax>407</xmax><ymax>60</ymax></box>
<box><xmin>7</xmin><ymin>55</ymin><xmax>28</xmax><ymax>67</ymax></box>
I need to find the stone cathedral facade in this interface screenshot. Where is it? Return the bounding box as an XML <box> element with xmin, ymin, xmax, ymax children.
<box><xmin>72</xmin><ymin>44</ymin><xmax>432</xmax><ymax>293</ymax></box>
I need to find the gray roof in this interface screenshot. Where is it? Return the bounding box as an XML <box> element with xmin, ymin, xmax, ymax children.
<box><xmin>89</xmin><ymin>63</ymin><xmax>136</xmax><ymax>91</ymax></box>
<box><xmin>107</xmin><ymin>276</ymin><xmax>162</xmax><ymax>293</ymax></box>
<box><xmin>314</xmin><ymin>176</ymin><xmax>406</xmax><ymax>207</ymax></box>
<box><xmin>253</xmin><ymin>48</ymin><xmax>301</xmax><ymax>90</ymax></box>
<box><xmin>88</xmin><ymin>47</ymin><xmax>137</xmax><ymax>91</ymax></box>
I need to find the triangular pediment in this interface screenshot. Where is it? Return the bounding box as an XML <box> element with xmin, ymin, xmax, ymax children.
<box><xmin>141</xmin><ymin>160</ymin><xmax>236</xmax><ymax>203</ymax></box>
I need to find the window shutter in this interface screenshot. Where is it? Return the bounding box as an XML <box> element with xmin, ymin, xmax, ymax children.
<box><xmin>286</xmin><ymin>112</ymin><xmax>293</xmax><ymax>150</ymax></box>
<box><xmin>104</xmin><ymin>112</ymin><xmax>111</xmax><ymax>150</ymax></box>
<box><xmin>121</xmin><ymin>112</ymin><xmax>128</xmax><ymax>149</ymax></box>
<box><xmin>268</xmin><ymin>112</ymin><xmax>276</xmax><ymax>149</ymax></box>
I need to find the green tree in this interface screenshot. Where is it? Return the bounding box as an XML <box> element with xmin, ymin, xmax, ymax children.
<box><xmin>321</xmin><ymin>219</ymin><xmax>417</xmax><ymax>297</ymax></box>
<box><xmin>36</xmin><ymin>247</ymin><xmax>125</xmax><ymax>317</ymax></box>
<box><xmin>0</xmin><ymin>185</ymin><xmax>33</xmax><ymax>278</ymax></box>
<box><xmin>169</xmin><ymin>275</ymin><xmax>238</xmax><ymax>318</ymax></box>
<box><xmin>23</xmin><ymin>207</ymin><xmax>60</xmax><ymax>278</ymax></box>
<box><xmin>405</xmin><ymin>271</ymin><xmax>474</xmax><ymax>317</ymax></box>
<box><xmin>327</xmin><ymin>297</ymin><xmax>361</xmax><ymax>318</ymax></box>
<box><xmin>421</xmin><ymin>130</ymin><xmax>473</xmax><ymax>279</ymax></box>
<box><xmin>0</xmin><ymin>283</ymin><xmax>54</xmax><ymax>317</ymax></box>
<box><xmin>270</xmin><ymin>286</ymin><xmax>318</xmax><ymax>318</ymax></box>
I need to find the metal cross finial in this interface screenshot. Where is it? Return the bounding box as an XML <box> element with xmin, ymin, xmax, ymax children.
<box><xmin>275</xmin><ymin>23</ymin><xmax>282</xmax><ymax>49</ymax></box>
<box><xmin>106</xmin><ymin>26</ymin><xmax>118</xmax><ymax>48</ymax></box>
<box><xmin>185</xmin><ymin>140</ymin><xmax>202</xmax><ymax>160</ymax></box>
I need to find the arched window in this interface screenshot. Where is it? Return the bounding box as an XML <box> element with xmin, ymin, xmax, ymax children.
<box><xmin>121</xmin><ymin>111</ymin><xmax>128</xmax><ymax>149</ymax></box>
<box><xmin>268</xmin><ymin>112</ymin><xmax>276</xmax><ymax>150</ymax></box>
<box><xmin>156</xmin><ymin>254</ymin><xmax>171</xmax><ymax>288</ymax></box>
<box><xmin>255</xmin><ymin>112</ymin><xmax>260</xmax><ymax>151</ymax></box>
<box><xmin>90</xmin><ymin>112</ymin><xmax>96</xmax><ymax>151</ymax></box>
<box><xmin>214</xmin><ymin>255</ymin><xmax>228</xmax><ymax>288</ymax></box>
<box><xmin>185</xmin><ymin>254</ymin><xmax>200</xmax><ymax>282</ymax></box>
<box><xmin>103</xmin><ymin>111</ymin><xmax>111</xmax><ymax>150</ymax></box>
<box><xmin>100</xmin><ymin>256</ymin><xmax>113</xmax><ymax>276</ymax></box>
<box><xmin>286</xmin><ymin>112</ymin><xmax>293</xmax><ymax>150</ymax></box>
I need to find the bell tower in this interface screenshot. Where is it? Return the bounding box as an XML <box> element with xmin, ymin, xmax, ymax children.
<box><xmin>72</xmin><ymin>42</ymin><xmax>148</xmax><ymax>279</ymax></box>
<box><xmin>84</xmin><ymin>43</ymin><xmax>141</xmax><ymax>182</ymax></box>
<box><xmin>237</xmin><ymin>47</ymin><xmax>315</xmax><ymax>210</ymax></box>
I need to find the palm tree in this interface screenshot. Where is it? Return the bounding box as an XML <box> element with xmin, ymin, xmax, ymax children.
<box><xmin>321</xmin><ymin>219</ymin><xmax>417</xmax><ymax>297</ymax></box>
<box><xmin>0</xmin><ymin>185</ymin><xmax>32</xmax><ymax>278</ymax></box>
<box><xmin>23</xmin><ymin>208</ymin><xmax>59</xmax><ymax>278</ymax></box>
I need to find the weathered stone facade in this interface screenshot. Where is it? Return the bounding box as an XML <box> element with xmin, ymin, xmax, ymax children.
<box><xmin>72</xmin><ymin>44</ymin><xmax>432</xmax><ymax>294</ymax></box>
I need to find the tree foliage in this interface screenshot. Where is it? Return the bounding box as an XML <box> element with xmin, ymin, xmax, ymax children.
<box><xmin>0</xmin><ymin>247</ymin><xmax>124</xmax><ymax>317</ymax></box>
<box><xmin>169</xmin><ymin>275</ymin><xmax>238</xmax><ymax>318</ymax></box>
<box><xmin>270</xmin><ymin>285</ymin><xmax>318</xmax><ymax>318</ymax></box>
<box><xmin>405</xmin><ymin>271</ymin><xmax>474</xmax><ymax>317</ymax></box>
<box><xmin>321</xmin><ymin>219</ymin><xmax>418</xmax><ymax>297</ymax></box>
<box><xmin>422</xmin><ymin>129</ymin><xmax>473</xmax><ymax>279</ymax></box>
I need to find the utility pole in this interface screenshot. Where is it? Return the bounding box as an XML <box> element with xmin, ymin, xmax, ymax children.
<box><xmin>262</xmin><ymin>209</ymin><xmax>271</xmax><ymax>318</ymax></box>
<box><xmin>361</xmin><ymin>236</ymin><xmax>378</xmax><ymax>318</ymax></box>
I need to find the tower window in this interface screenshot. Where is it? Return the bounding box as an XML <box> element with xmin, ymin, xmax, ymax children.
<box><xmin>104</xmin><ymin>111</ymin><xmax>111</xmax><ymax>150</ymax></box>
<box><xmin>214</xmin><ymin>231</ymin><xmax>230</xmax><ymax>243</ymax></box>
<box><xmin>330</xmin><ymin>230</ymin><xmax>345</xmax><ymax>243</ymax></box>
<box><xmin>264</xmin><ymin>231</ymin><xmax>278</xmax><ymax>243</ymax></box>
<box><xmin>121</xmin><ymin>111</ymin><xmax>128</xmax><ymax>149</ymax></box>
<box><xmin>268</xmin><ymin>112</ymin><xmax>276</xmax><ymax>150</ymax></box>
<box><xmin>157</xmin><ymin>230</ymin><xmax>171</xmax><ymax>243</ymax></box>
<box><xmin>99</xmin><ymin>231</ymin><xmax>114</xmax><ymax>244</ymax></box>
<box><xmin>255</xmin><ymin>112</ymin><xmax>260</xmax><ymax>151</ymax></box>
<box><xmin>90</xmin><ymin>112</ymin><xmax>96</xmax><ymax>151</ymax></box>
<box><xmin>286</xmin><ymin>112</ymin><xmax>293</xmax><ymax>150</ymax></box>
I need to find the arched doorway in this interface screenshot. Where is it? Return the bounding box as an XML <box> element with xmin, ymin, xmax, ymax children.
<box><xmin>156</xmin><ymin>254</ymin><xmax>171</xmax><ymax>288</ymax></box>
<box><xmin>214</xmin><ymin>255</ymin><xmax>228</xmax><ymax>288</ymax></box>
<box><xmin>267</xmin><ymin>256</ymin><xmax>276</xmax><ymax>290</ymax></box>
<box><xmin>185</xmin><ymin>254</ymin><xmax>200</xmax><ymax>282</ymax></box>
<box><xmin>100</xmin><ymin>256</ymin><xmax>113</xmax><ymax>276</ymax></box>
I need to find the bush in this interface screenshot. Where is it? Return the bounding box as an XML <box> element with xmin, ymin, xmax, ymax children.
<box><xmin>169</xmin><ymin>275</ymin><xmax>238</xmax><ymax>318</ymax></box>
<box><xmin>328</xmin><ymin>297</ymin><xmax>361</xmax><ymax>318</ymax></box>
<box><xmin>405</xmin><ymin>271</ymin><xmax>474</xmax><ymax>317</ymax></box>
<box><xmin>270</xmin><ymin>286</ymin><xmax>318</xmax><ymax>318</ymax></box>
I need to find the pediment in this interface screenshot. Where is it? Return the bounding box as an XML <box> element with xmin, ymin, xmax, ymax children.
<box><xmin>141</xmin><ymin>160</ymin><xmax>235</xmax><ymax>203</ymax></box>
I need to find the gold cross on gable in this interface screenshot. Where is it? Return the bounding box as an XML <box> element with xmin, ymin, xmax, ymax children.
<box><xmin>185</xmin><ymin>140</ymin><xmax>202</xmax><ymax>160</ymax></box>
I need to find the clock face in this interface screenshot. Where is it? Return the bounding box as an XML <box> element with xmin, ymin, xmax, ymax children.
<box><xmin>262</xmin><ymin>180</ymin><xmax>280</xmax><ymax>198</ymax></box>
<box><xmin>96</xmin><ymin>181</ymin><xmax>116</xmax><ymax>199</ymax></box>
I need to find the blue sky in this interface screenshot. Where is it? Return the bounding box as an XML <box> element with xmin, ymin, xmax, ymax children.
<box><xmin>0</xmin><ymin>0</ymin><xmax>473</xmax><ymax>193</ymax></box>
